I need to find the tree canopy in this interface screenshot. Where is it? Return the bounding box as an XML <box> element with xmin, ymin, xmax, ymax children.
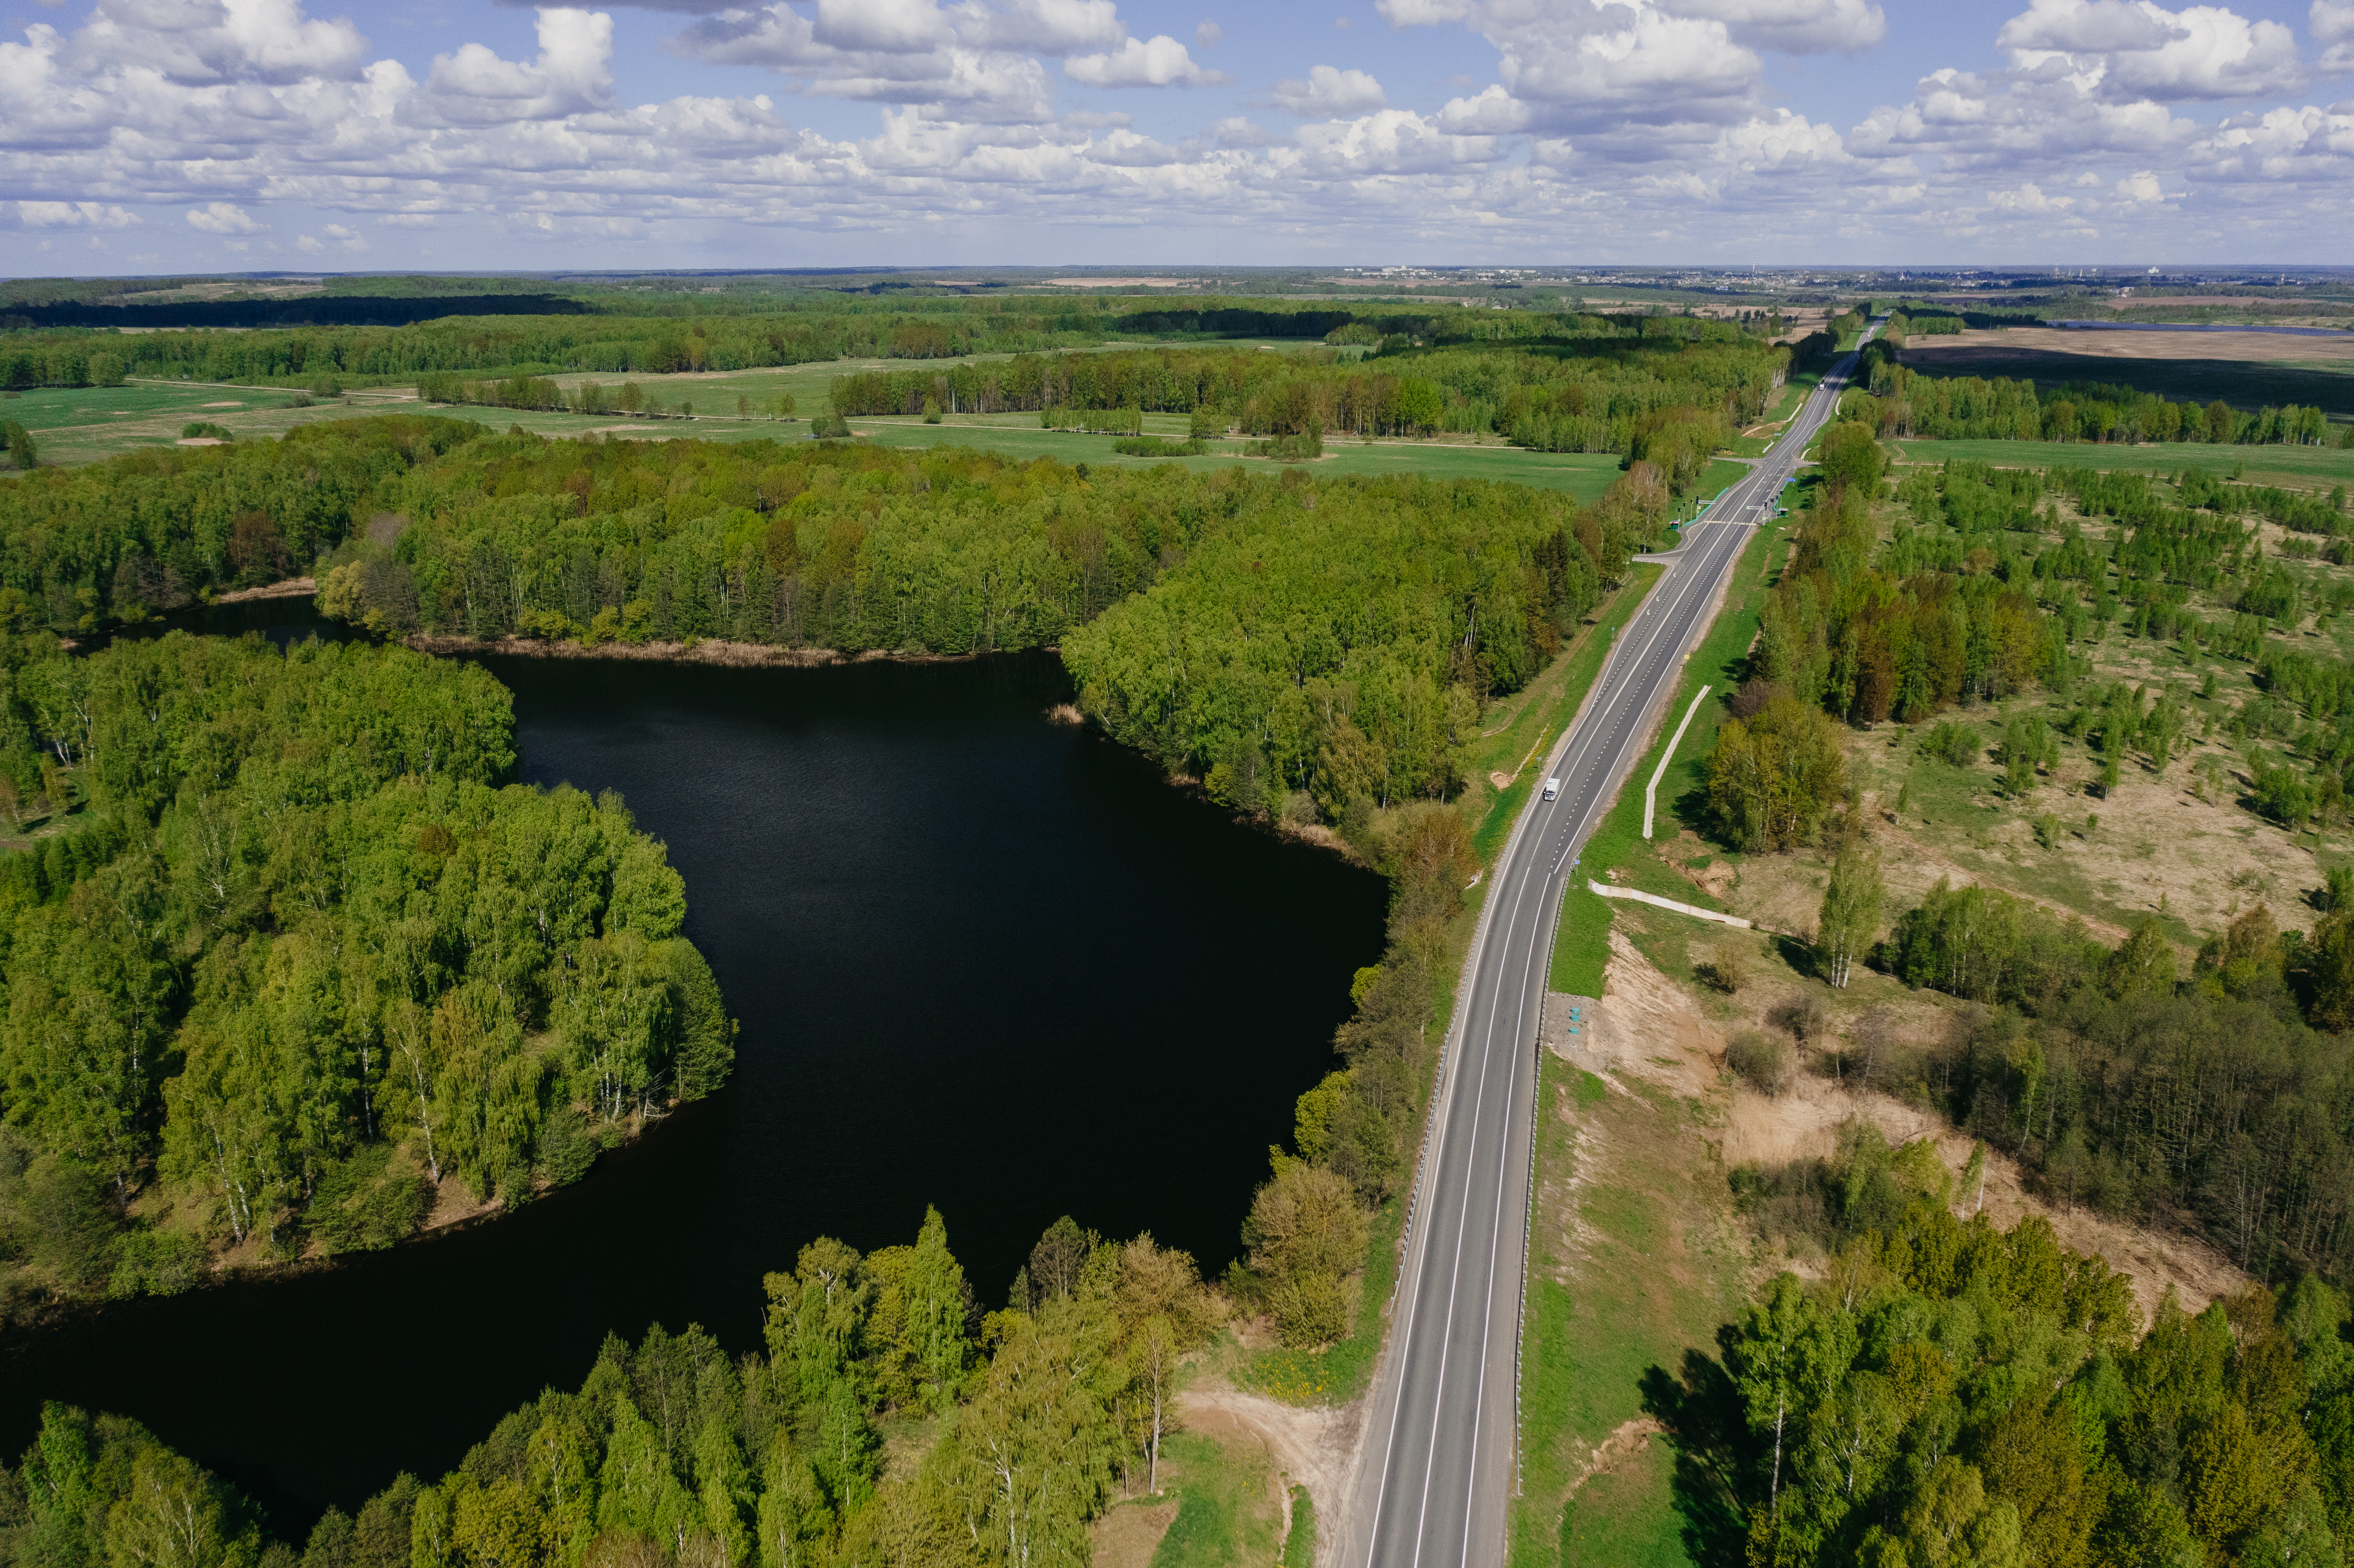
<box><xmin>1713</xmin><ymin>1125</ymin><xmax>2354</xmax><ymax>1568</ymax></box>
<box><xmin>0</xmin><ymin>633</ymin><xmax>731</xmax><ymax>1305</ymax></box>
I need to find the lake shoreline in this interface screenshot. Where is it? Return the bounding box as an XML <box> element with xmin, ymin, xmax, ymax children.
<box><xmin>405</xmin><ymin>632</ymin><xmax>1017</xmax><ymax>668</ymax></box>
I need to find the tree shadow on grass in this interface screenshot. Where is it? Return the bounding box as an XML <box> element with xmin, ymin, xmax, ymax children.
<box><xmin>1638</xmin><ymin>1348</ymin><xmax>1751</xmax><ymax>1568</ymax></box>
<box><xmin>1772</xmin><ymin>932</ymin><xmax>1819</xmax><ymax>980</ymax></box>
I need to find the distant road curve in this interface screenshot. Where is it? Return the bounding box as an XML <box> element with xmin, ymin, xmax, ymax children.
<box><xmin>1341</xmin><ymin>327</ymin><xmax>1877</xmax><ymax>1568</ymax></box>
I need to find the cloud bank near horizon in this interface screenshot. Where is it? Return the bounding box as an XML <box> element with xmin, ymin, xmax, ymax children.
<box><xmin>1</xmin><ymin>0</ymin><xmax>2350</xmax><ymax>268</ymax></box>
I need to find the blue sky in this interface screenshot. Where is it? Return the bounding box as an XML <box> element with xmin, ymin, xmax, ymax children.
<box><xmin>3</xmin><ymin>0</ymin><xmax>2351</xmax><ymax>271</ymax></box>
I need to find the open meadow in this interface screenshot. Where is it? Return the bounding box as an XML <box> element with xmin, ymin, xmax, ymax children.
<box><xmin>3</xmin><ymin>372</ymin><xmax>1630</xmax><ymax>498</ymax></box>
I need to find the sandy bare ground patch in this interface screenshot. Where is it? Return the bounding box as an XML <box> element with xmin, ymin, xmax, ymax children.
<box><xmin>1179</xmin><ymin>1381</ymin><xmax>1356</xmax><ymax>1553</ymax></box>
<box><xmin>1711</xmin><ymin>697</ymin><xmax>2320</xmax><ymax>966</ymax></box>
<box><xmin>1720</xmin><ymin>1067</ymin><xmax>2247</xmax><ymax>1322</ymax></box>
<box><xmin>1855</xmin><ymin>723</ymin><xmax>2317</xmax><ymax>945</ymax></box>
<box><xmin>1567</xmin><ymin>1418</ymin><xmax>1666</xmax><ymax>1499</ymax></box>
<box><xmin>1902</xmin><ymin>326</ymin><xmax>2354</xmax><ymax>366</ymax></box>
<box><xmin>1579</xmin><ymin>924</ymin><xmax>2248</xmax><ymax>1323</ymax></box>
<box><xmin>1723</xmin><ymin>819</ymin><xmax>2133</xmax><ymax>953</ymax></box>
<box><xmin>1092</xmin><ymin>1499</ymin><xmax>1181</xmax><ymax>1568</ymax></box>
<box><xmin>1551</xmin><ymin>929</ymin><xmax>1722</xmax><ymax>1098</ymax></box>
<box><xmin>422</xmin><ymin>1171</ymin><xmax>500</xmax><ymax>1232</ymax></box>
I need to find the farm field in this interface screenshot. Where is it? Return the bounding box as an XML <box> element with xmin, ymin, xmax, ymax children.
<box><xmin>1897</xmin><ymin>326</ymin><xmax>2354</xmax><ymax>415</ymax></box>
<box><xmin>1885</xmin><ymin>436</ymin><xmax>2354</xmax><ymax>491</ymax></box>
<box><xmin>1915</xmin><ymin>325</ymin><xmax>2354</xmax><ymax>364</ymax></box>
<box><xmin>1</xmin><ymin>380</ymin><xmax>429</xmax><ymax>465</ymax></box>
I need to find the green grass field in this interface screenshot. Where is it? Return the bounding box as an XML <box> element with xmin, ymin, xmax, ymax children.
<box><xmin>1280</xmin><ymin>1488</ymin><xmax>1314</xmax><ymax>1568</ymax></box>
<box><xmin>8</xmin><ymin>374</ymin><xmax>1629</xmax><ymax>498</ymax></box>
<box><xmin>0</xmin><ymin>381</ymin><xmax>421</xmax><ymax>466</ymax></box>
<box><xmin>1689</xmin><ymin>459</ymin><xmax>1751</xmax><ymax>509</ymax></box>
<box><xmin>1149</xmin><ymin>1432</ymin><xmax>1282</xmax><ymax>1568</ymax></box>
<box><xmin>1887</xmin><ymin>436</ymin><xmax>2354</xmax><ymax>491</ymax></box>
<box><xmin>846</xmin><ymin>417</ymin><xmax>1629</xmax><ymax>498</ymax></box>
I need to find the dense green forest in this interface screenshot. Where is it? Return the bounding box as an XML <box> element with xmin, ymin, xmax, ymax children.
<box><xmin>0</xmin><ymin>417</ymin><xmax>1646</xmax><ymax>821</ymax></box>
<box><xmin>0</xmin><ymin>1179</ymin><xmax>1437</xmax><ymax>1568</ymax></box>
<box><xmin>0</xmin><ymin>634</ymin><xmax>732</xmax><ymax>1308</ymax></box>
<box><xmin>0</xmin><ymin>296</ymin><xmax>1776</xmax><ymax>394</ymax></box>
<box><xmin>0</xmin><ymin>412</ymin><xmax>1630</xmax><ymax>1298</ymax></box>
<box><xmin>1863</xmin><ymin>877</ymin><xmax>2354</xmax><ymax>1280</ymax></box>
<box><xmin>0</xmin><ymin>1207</ymin><xmax>1232</xmax><ymax>1567</ymax></box>
<box><xmin>0</xmin><ymin>417</ymin><xmax>478</xmax><ymax>633</ymax></box>
<box><xmin>1706</xmin><ymin>1125</ymin><xmax>2354</xmax><ymax>1568</ymax></box>
<box><xmin>358</xmin><ymin>431</ymin><xmax>1624</xmax><ymax>814</ymax></box>
<box><xmin>813</xmin><ymin>326</ymin><xmax>1784</xmax><ymax>476</ymax></box>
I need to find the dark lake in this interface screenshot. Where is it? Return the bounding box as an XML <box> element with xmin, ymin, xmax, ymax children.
<box><xmin>0</xmin><ymin>615</ymin><xmax>1387</xmax><ymax>1530</ymax></box>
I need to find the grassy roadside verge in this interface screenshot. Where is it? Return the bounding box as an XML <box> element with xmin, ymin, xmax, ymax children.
<box><xmin>1547</xmin><ymin>515</ymin><xmax>1794</xmax><ymax>995</ymax></box>
<box><xmin>1508</xmin><ymin>1059</ymin><xmax>1750</xmax><ymax>1568</ymax></box>
<box><xmin>1689</xmin><ymin>459</ymin><xmax>1750</xmax><ymax>507</ymax></box>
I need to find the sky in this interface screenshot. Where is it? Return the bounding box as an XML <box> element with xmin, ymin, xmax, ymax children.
<box><xmin>1</xmin><ymin>0</ymin><xmax>2351</xmax><ymax>272</ymax></box>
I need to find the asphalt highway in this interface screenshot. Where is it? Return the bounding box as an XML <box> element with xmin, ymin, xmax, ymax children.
<box><xmin>1343</xmin><ymin>332</ymin><xmax>1873</xmax><ymax>1568</ymax></box>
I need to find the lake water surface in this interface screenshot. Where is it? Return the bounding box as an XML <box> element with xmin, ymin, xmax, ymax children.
<box><xmin>0</xmin><ymin>631</ymin><xmax>1386</xmax><ymax>1528</ymax></box>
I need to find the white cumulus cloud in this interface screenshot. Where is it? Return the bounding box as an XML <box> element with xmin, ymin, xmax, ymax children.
<box><xmin>1</xmin><ymin>0</ymin><xmax>2351</xmax><ymax>265</ymax></box>
<box><xmin>814</xmin><ymin>0</ymin><xmax>953</xmax><ymax>52</ymax></box>
<box><xmin>1291</xmin><ymin>108</ymin><xmax>1494</xmax><ymax>171</ymax></box>
<box><xmin>69</xmin><ymin>0</ymin><xmax>368</xmax><ymax>86</ymax></box>
<box><xmin>1272</xmin><ymin>64</ymin><xmax>1387</xmax><ymax>116</ymax></box>
<box><xmin>2316</xmin><ymin>0</ymin><xmax>2354</xmax><ymax>71</ymax></box>
<box><xmin>953</xmin><ymin>0</ymin><xmax>1126</xmax><ymax>53</ymax></box>
<box><xmin>186</xmin><ymin>201</ymin><xmax>265</xmax><ymax>233</ymax></box>
<box><xmin>1380</xmin><ymin>0</ymin><xmax>1765</xmax><ymax>136</ymax></box>
<box><xmin>672</xmin><ymin>2</ymin><xmax>1061</xmax><ymax>118</ymax></box>
<box><xmin>418</xmin><ymin>7</ymin><xmax>614</xmax><ymax>125</ymax></box>
<box><xmin>1996</xmin><ymin>0</ymin><xmax>2305</xmax><ymax>102</ymax></box>
<box><xmin>1661</xmin><ymin>0</ymin><xmax>1886</xmax><ymax>54</ymax></box>
<box><xmin>15</xmin><ymin>200</ymin><xmax>141</xmax><ymax>227</ymax></box>
<box><xmin>1064</xmin><ymin>34</ymin><xmax>1227</xmax><ymax>85</ymax></box>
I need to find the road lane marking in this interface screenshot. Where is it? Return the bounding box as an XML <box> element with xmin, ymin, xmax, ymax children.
<box><xmin>1361</xmin><ymin>345</ymin><xmax>1864</xmax><ymax>1568</ymax></box>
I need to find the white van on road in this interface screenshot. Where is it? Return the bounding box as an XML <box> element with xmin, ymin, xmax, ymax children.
<box><xmin>1540</xmin><ymin>777</ymin><xmax>1561</xmax><ymax>801</ymax></box>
